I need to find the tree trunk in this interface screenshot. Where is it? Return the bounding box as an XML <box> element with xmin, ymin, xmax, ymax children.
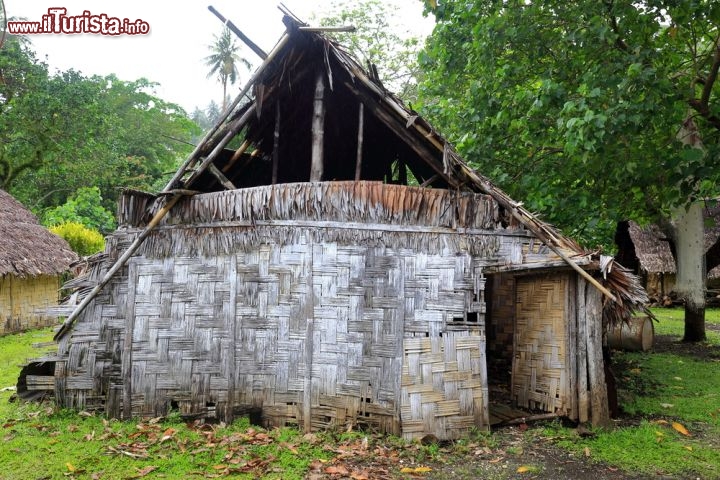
<box><xmin>670</xmin><ymin>202</ymin><xmax>707</xmax><ymax>342</ymax></box>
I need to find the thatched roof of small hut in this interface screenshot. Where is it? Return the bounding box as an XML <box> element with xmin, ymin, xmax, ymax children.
<box><xmin>0</xmin><ymin>190</ymin><xmax>77</xmax><ymax>277</ymax></box>
<box><xmin>617</xmin><ymin>203</ymin><xmax>720</xmax><ymax>279</ymax></box>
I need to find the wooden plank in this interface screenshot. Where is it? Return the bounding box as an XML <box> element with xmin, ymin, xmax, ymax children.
<box><xmin>122</xmin><ymin>260</ymin><xmax>138</xmax><ymax>419</ymax></box>
<box><xmin>355</xmin><ymin>102</ymin><xmax>364</xmax><ymax>181</ymax></box>
<box><xmin>225</xmin><ymin>256</ymin><xmax>238</xmax><ymax>422</ymax></box>
<box><xmin>566</xmin><ymin>273</ymin><xmax>578</xmax><ymax>421</ymax></box>
<box><xmin>310</xmin><ymin>73</ymin><xmax>325</xmax><ymax>182</ymax></box>
<box><xmin>586</xmin><ymin>284</ymin><xmax>610</xmax><ymax>426</ymax></box>
<box><xmin>576</xmin><ymin>277</ymin><xmax>589</xmax><ymax>423</ymax></box>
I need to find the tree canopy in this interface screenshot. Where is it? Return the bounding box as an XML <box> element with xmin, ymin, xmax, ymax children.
<box><xmin>418</xmin><ymin>0</ymin><xmax>720</xmax><ymax>248</ymax></box>
<box><xmin>0</xmin><ymin>37</ymin><xmax>198</xmax><ymax>216</ymax></box>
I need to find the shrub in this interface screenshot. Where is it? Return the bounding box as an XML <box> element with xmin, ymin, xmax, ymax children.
<box><xmin>43</xmin><ymin>187</ymin><xmax>116</xmax><ymax>234</ymax></box>
<box><xmin>50</xmin><ymin>222</ymin><xmax>105</xmax><ymax>256</ymax></box>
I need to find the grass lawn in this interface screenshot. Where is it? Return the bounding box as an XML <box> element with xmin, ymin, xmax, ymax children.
<box><xmin>1</xmin><ymin>309</ymin><xmax>719</xmax><ymax>479</ymax></box>
<box><xmin>543</xmin><ymin>308</ymin><xmax>720</xmax><ymax>478</ymax></box>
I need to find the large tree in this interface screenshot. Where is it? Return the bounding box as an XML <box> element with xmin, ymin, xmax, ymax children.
<box><xmin>204</xmin><ymin>27</ymin><xmax>250</xmax><ymax>112</ymax></box>
<box><xmin>0</xmin><ymin>37</ymin><xmax>198</xmax><ymax>214</ymax></box>
<box><xmin>418</xmin><ymin>1</ymin><xmax>720</xmax><ymax>341</ymax></box>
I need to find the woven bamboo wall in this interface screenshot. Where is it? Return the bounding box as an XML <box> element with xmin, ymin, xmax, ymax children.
<box><xmin>0</xmin><ymin>275</ymin><xmax>60</xmax><ymax>336</ymax></box>
<box><xmin>56</xmin><ymin>234</ymin><xmax>495</xmax><ymax>439</ymax></box>
<box><xmin>55</xmin><ymin>185</ymin><xmax>579</xmax><ymax>439</ymax></box>
<box><xmin>512</xmin><ymin>274</ymin><xmax>569</xmax><ymax>412</ymax></box>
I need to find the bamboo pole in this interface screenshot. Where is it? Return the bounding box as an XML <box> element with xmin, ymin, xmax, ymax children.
<box><xmin>354</xmin><ymin>103</ymin><xmax>364</xmax><ymax>181</ymax></box>
<box><xmin>207</xmin><ymin>163</ymin><xmax>237</xmax><ymax>190</ymax></box>
<box><xmin>310</xmin><ymin>72</ymin><xmax>325</xmax><ymax>182</ymax></box>
<box><xmin>54</xmin><ymin>193</ymin><xmax>183</xmax><ymax>340</ymax></box>
<box><xmin>222</xmin><ymin>139</ymin><xmax>251</xmax><ymax>173</ymax></box>
<box><xmin>184</xmin><ymin>104</ymin><xmax>257</xmax><ymax>187</ymax></box>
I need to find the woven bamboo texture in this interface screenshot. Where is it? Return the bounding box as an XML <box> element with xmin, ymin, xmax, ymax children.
<box><xmin>401</xmin><ymin>330</ymin><xmax>488</xmax><ymax>440</ymax></box>
<box><xmin>56</xmin><ymin>235</ymin><xmax>494</xmax><ymax>439</ymax></box>
<box><xmin>53</xmin><ymin>185</ymin><xmax>591</xmax><ymax>438</ymax></box>
<box><xmin>512</xmin><ymin>274</ymin><xmax>569</xmax><ymax>413</ymax></box>
<box><xmin>0</xmin><ymin>275</ymin><xmax>60</xmax><ymax>336</ymax></box>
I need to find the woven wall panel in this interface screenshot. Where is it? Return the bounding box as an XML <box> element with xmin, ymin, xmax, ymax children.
<box><xmin>401</xmin><ymin>330</ymin><xmax>488</xmax><ymax>441</ymax></box>
<box><xmin>512</xmin><ymin>274</ymin><xmax>568</xmax><ymax>412</ymax></box>
<box><xmin>57</xmin><ymin>235</ymin><xmax>492</xmax><ymax>439</ymax></box>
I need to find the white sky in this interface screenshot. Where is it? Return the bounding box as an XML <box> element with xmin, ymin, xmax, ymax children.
<box><xmin>7</xmin><ymin>0</ymin><xmax>433</xmax><ymax>113</ymax></box>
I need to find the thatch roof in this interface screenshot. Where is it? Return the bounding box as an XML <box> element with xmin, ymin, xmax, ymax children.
<box><xmin>626</xmin><ymin>221</ymin><xmax>676</xmax><ymax>274</ymax></box>
<box><xmin>0</xmin><ymin>190</ymin><xmax>78</xmax><ymax>277</ymax></box>
<box><xmin>618</xmin><ymin>206</ymin><xmax>720</xmax><ymax>279</ymax></box>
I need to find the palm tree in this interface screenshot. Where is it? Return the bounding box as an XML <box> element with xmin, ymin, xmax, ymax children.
<box><xmin>204</xmin><ymin>28</ymin><xmax>250</xmax><ymax>111</ymax></box>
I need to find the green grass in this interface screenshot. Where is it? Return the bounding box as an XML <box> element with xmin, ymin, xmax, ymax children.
<box><xmin>538</xmin><ymin>307</ymin><xmax>720</xmax><ymax>478</ymax></box>
<box><xmin>0</xmin><ymin>327</ymin><xmax>55</xmax><ymax>389</ymax></box>
<box><xmin>2</xmin><ymin>309</ymin><xmax>720</xmax><ymax>479</ymax></box>
<box><xmin>650</xmin><ymin>306</ymin><xmax>720</xmax><ymax>345</ymax></box>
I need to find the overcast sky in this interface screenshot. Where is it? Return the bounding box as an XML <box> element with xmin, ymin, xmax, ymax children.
<box><xmin>7</xmin><ymin>1</ymin><xmax>433</xmax><ymax>113</ymax></box>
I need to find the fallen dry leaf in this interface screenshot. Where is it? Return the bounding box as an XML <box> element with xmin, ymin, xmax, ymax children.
<box><xmin>584</xmin><ymin>447</ymin><xmax>591</xmax><ymax>457</ymax></box>
<box><xmin>134</xmin><ymin>466</ymin><xmax>158</xmax><ymax>478</ymax></box>
<box><xmin>672</xmin><ymin>422</ymin><xmax>690</xmax><ymax>436</ymax></box>
<box><xmin>325</xmin><ymin>464</ymin><xmax>350</xmax><ymax>475</ymax></box>
<box><xmin>66</xmin><ymin>463</ymin><xmax>76</xmax><ymax>473</ymax></box>
<box><xmin>517</xmin><ymin>465</ymin><xmax>532</xmax><ymax>473</ymax></box>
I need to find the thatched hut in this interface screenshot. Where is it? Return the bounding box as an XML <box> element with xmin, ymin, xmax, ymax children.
<box><xmin>615</xmin><ymin>217</ymin><xmax>720</xmax><ymax>301</ymax></box>
<box><xmin>29</xmin><ymin>14</ymin><xmax>647</xmax><ymax>440</ymax></box>
<box><xmin>0</xmin><ymin>190</ymin><xmax>77</xmax><ymax>336</ymax></box>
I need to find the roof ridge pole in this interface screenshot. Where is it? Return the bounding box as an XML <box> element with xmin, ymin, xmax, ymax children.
<box><xmin>207</xmin><ymin>6</ymin><xmax>268</xmax><ymax>60</ymax></box>
<box><xmin>163</xmin><ymin>32</ymin><xmax>290</xmax><ymax>192</ymax></box>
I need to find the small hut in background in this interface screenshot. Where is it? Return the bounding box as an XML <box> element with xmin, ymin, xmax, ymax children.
<box><xmin>615</xmin><ymin>216</ymin><xmax>720</xmax><ymax>302</ymax></box>
<box><xmin>0</xmin><ymin>190</ymin><xmax>77</xmax><ymax>336</ymax></box>
<box><xmin>27</xmin><ymin>12</ymin><xmax>648</xmax><ymax>440</ymax></box>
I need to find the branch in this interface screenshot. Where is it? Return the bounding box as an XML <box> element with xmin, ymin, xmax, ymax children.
<box><xmin>604</xmin><ymin>0</ymin><xmax>630</xmax><ymax>53</ymax></box>
<box><xmin>699</xmin><ymin>34</ymin><xmax>720</xmax><ymax>109</ymax></box>
<box><xmin>688</xmin><ymin>98</ymin><xmax>720</xmax><ymax>131</ymax></box>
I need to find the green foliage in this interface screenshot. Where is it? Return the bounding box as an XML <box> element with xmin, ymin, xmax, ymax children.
<box><xmin>49</xmin><ymin>222</ymin><xmax>105</xmax><ymax>257</ymax></box>
<box><xmin>315</xmin><ymin>0</ymin><xmax>423</xmax><ymax>102</ymax></box>
<box><xmin>0</xmin><ymin>37</ymin><xmax>199</xmax><ymax>214</ymax></box>
<box><xmin>43</xmin><ymin>187</ymin><xmax>115</xmax><ymax>233</ymax></box>
<box><xmin>418</xmin><ymin>0</ymin><xmax>720</xmax><ymax>248</ymax></box>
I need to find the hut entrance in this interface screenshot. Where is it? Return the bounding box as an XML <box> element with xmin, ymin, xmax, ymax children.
<box><xmin>485</xmin><ymin>272</ymin><xmax>570</xmax><ymax>425</ymax></box>
<box><xmin>484</xmin><ymin>273</ymin><xmax>519</xmax><ymax>424</ymax></box>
